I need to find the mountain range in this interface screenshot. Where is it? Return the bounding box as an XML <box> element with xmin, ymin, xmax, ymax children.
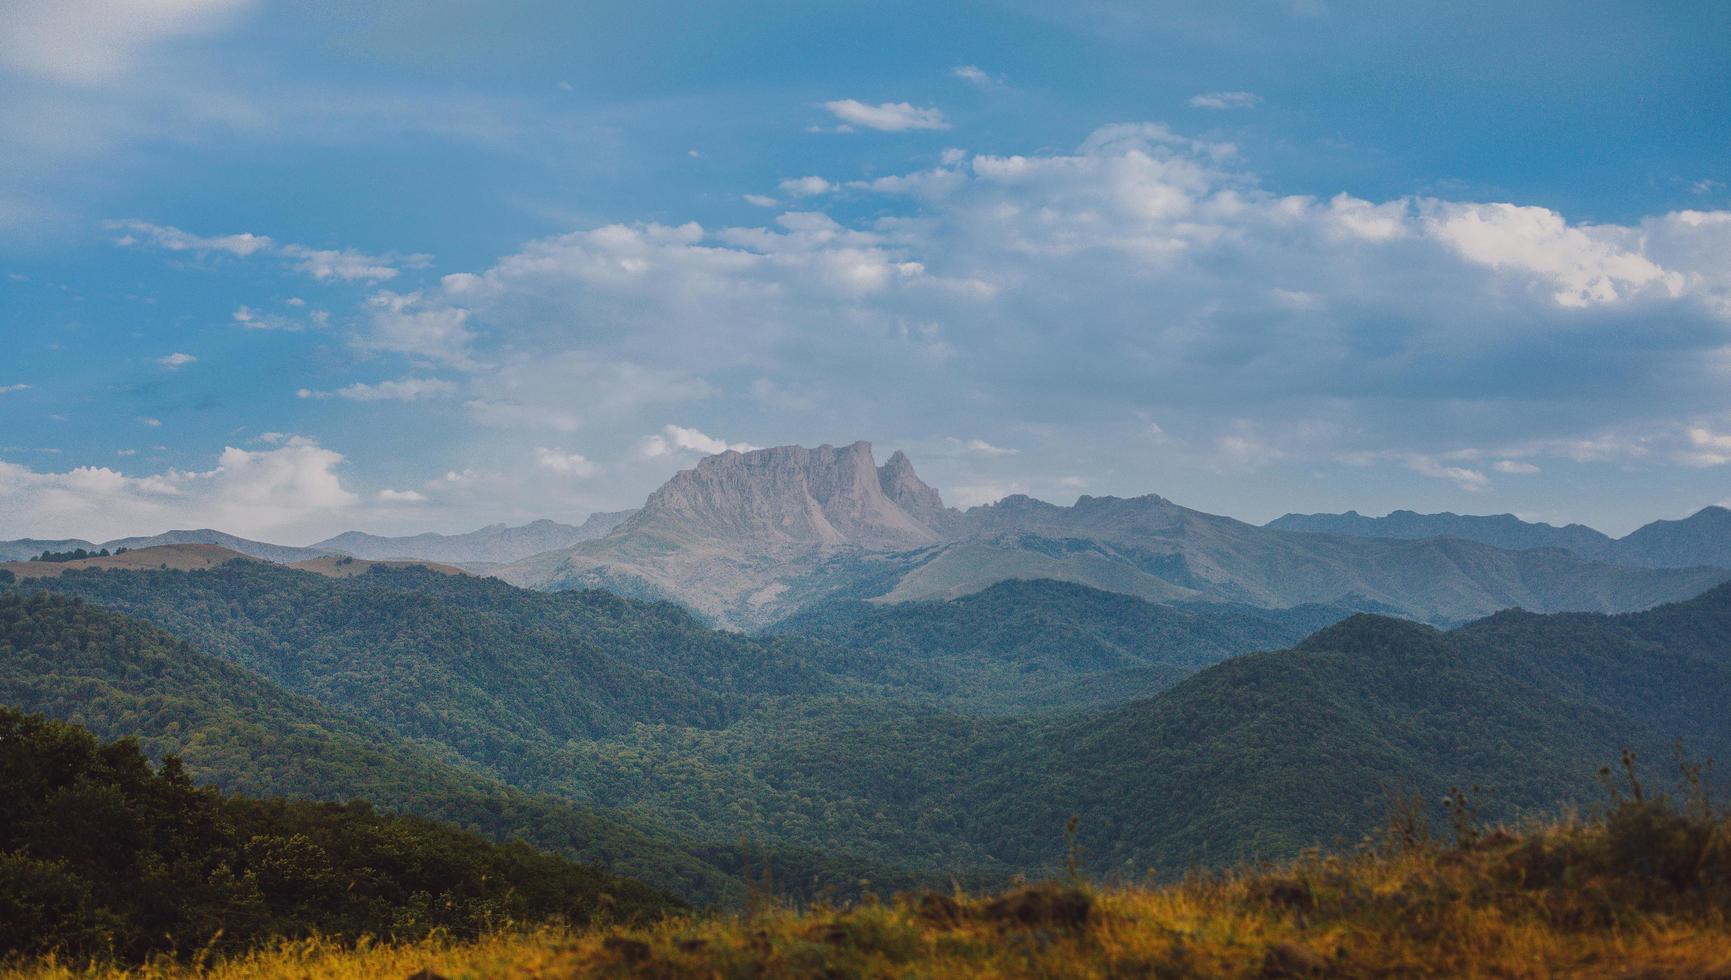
<box><xmin>0</xmin><ymin>515</ymin><xmax>635</xmax><ymax>567</ymax></box>
<box><xmin>1268</xmin><ymin>506</ymin><xmax>1731</xmax><ymax>569</ymax></box>
<box><xmin>7</xmin><ymin>441</ymin><xmax>1730</xmax><ymax>632</ymax></box>
<box><xmin>0</xmin><ymin>528</ymin><xmax>335</xmax><ymax>564</ymax></box>
<box><xmin>311</xmin><ymin>512</ymin><xmax>635</xmax><ymax>565</ymax></box>
<box><xmin>495</xmin><ymin>441</ymin><xmax>1731</xmax><ymax>628</ymax></box>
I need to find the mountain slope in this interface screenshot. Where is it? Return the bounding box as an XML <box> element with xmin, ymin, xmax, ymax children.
<box><xmin>1266</xmin><ymin>509</ymin><xmax>1618</xmax><ymax>559</ymax></box>
<box><xmin>570</xmin><ymin>583</ymin><xmax>1731</xmax><ymax>877</ymax></box>
<box><xmin>0</xmin><ymin>590</ymin><xmax>741</xmax><ymax>902</ymax></box>
<box><xmin>0</xmin><ymin>705</ymin><xmax>679</xmax><ymax>963</ymax></box>
<box><xmin>912</xmin><ymin>494</ymin><xmax>1727</xmax><ymax>625</ymax></box>
<box><xmin>1269</xmin><ymin>505</ymin><xmax>1731</xmax><ymax>569</ymax></box>
<box><xmin>969</xmin><ymin>587</ymin><xmax>1731</xmax><ymax>871</ymax></box>
<box><xmin>11</xmin><ymin>561</ymin><xmax>850</xmax><ymax>789</ymax></box>
<box><xmin>767</xmin><ymin>579</ymin><xmax>1350</xmax><ymax>712</ymax></box>
<box><xmin>1616</xmin><ymin>506</ymin><xmax>1731</xmax><ymax>568</ymax></box>
<box><xmin>313</xmin><ymin>513</ymin><xmax>635</xmax><ymax>565</ymax></box>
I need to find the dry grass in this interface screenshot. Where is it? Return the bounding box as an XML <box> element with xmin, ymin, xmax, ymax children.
<box><xmin>10</xmin><ymin>800</ymin><xmax>1730</xmax><ymax>979</ymax></box>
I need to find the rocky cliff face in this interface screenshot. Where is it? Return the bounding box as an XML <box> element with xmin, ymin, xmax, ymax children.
<box><xmin>619</xmin><ymin>441</ymin><xmax>944</xmax><ymax>550</ymax></box>
<box><xmin>878</xmin><ymin>450</ymin><xmax>957</xmax><ymax>533</ymax></box>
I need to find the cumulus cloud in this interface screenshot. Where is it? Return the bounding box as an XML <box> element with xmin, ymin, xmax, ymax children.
<box><xmin>155</xmin><ymin>352</ymin><xmax>196</xmax><ymax>369</ymax></box>
<box><xmin>274</xmin><ymin>122</ymin><xmax>1731</xmax><ymax>517</ymax></box>
<box><xmin>822</xmin><ymin>99</ymin><xmax>950</xmax><ymax>132</ymax></box>
<box><xmin>533</xmin><ymin>447</ymin><xmax>596</xmax><ymax>476</ymax></box>
<box><xmin>0</xmin><ymin>438</ymin><xmax>359</xmax><ymax>541</ymax></box>
<box><xmin>0</xmin><ymin>384</ymin><xmax>30</xmax><ymax>394</ymax></box>
<box><xmin>1422</xmin><ymin>201</ymin><xmax>1685</xmax><ymax>308</ymax></box>
<box><xmin>742</xmin><ymin>194</ymin><xmax>779</xmax><ymax>207</ymax></box>
<box><xmin>779</xmin><ymin>176</ymin><xmax>834</xmax><ymax>197</ymax></box>
<box><xmin>362</xmin><ymin>291</ymin><xmax>479</xmax><ymax>368</ymax></box>
<box><xmin>1188</xmin><ymin>91</ymin><xmax>1261</xmax><ymax>110</ymax></box>
<box><xmin>636</xmin><ymin>424</ymin><xmax>756</xmax><ymax>459</ymax></box>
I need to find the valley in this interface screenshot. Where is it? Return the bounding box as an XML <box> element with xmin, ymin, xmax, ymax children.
<box><xmin>3</xmin><ymin>443</ymin><xmax>1730</xmax><ymax>971</ymax></box>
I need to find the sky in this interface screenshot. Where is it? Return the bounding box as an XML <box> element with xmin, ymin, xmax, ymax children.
<box><xmin>1</xmin><ymin>0</ymin><xmax>1729</xmax><ymax>543</ymax></box>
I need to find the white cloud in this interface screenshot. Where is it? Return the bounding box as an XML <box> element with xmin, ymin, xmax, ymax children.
<box><xmin>952</xmin><ymin>65</ymin><xmax>1001</xmax><ymax>89</ymax></box>
<box><xmin>1493</xmin><ymin>460</ymin><xmax>1541</xmax><ymax>475</ymax></box>
<box><xmin>533</xmin><ymin>447</ymin><xmax>596</xmax><ymax>476</ymax></box>
<box><xmin>1405</xmin><ymin>454</ymin><xmax>1490</xmax><ymax>491</ymax></box>
<box><xmin>635</xmin><ymin>424</ymin><xmax>756</xmax><ymax>459</ymax></box>
<box><xmin>231</xmin><ymin>305</ymin><xmax>307</xmax><ymax>331</ymax></box>
<box><xmin>941</xmin><ymin>436</ymin><xmax>1020</xmax><ymax>456</ymax></box>
<box><xmin>110</xmin><ymin>220</ymin><xmax>418</xmax><ymax>284</ymax></box>
<box><xmin>333</xmin><ymin>121</ymin><xmax>1731</xmax><ymax>509</ymax></box>
<box><xmin>156</xmin><ymin>352</ymin><xmax>196</xmax><ymax>369</ymax></box>
<box><xmin>107</xmin><ymin>219</ymin><xmax>270</xmax><ymax>256</ymax></box>
<box><xmin>363</xmin><ymin>290</ymin><xmax>479</xmax><ymax>368</ymax></box>
<box><xmin>0</xmin><ymin>384</ymin><xmax>29</xmax><ymax>394</ymax></box>
<box><xmin>0</xmin><ymin>437</ymin><xmax>360</xmax><ymax>541</ymax></box>
<box><xmin>0</xmin><ymin>0</ymin><xmax>252</xmax><ymax>86</ymax></box>
<box><xmin>137</xmin><ymin>417</ymin><xmax>161</xmax><ymax>427</ymax></box>
<box><xmin>297</xmin><ymin>377</ymin><xmax>459</xmax><ymax>402</ymax></box>
<box><xmin>1680</xmin><ymin>426</ymin><xmax>1731</xmax><ymax>467</ymax></box>
<box><xmin>743</xmin><ymin>194</ymin><xmax>780</xmax><ymax>207</ymax></box>
<box><xmin>376</xmin><ymin>488</ymin><xmax>428</xmax><ymax>503</ymax></box>
<box><xmin>1188</xmin><ymin>91</ymin><xmax>1261</xmax><ymax>110</ymax></box>
<box><xmin>1422</xmin><ymin>201</ymin><xmax>1685</xmax><ymax>308</ymax></box>
<box><xmin>279</xmin><ymin>244</ymin><xmax>418</xmax><ymax>283</ymax></box>
<box><xmin>822</xmin><ymin>99</ymin><xmax>950</xmax><ymax>132</ymax></box>
<box><xmin>779</xmin><ymin>176</ymin><xmax>834</xmax><ymax>197</ymax></box>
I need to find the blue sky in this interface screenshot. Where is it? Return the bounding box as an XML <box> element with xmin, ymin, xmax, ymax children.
<box><xmin>2</xmin><ymin>0</ymin><xmax>1729</xmax><ymax>541</ymax></box>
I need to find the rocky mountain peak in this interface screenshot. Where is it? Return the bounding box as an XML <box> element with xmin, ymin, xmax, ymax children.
<box><xmin>877</xmin><ymin>450</ymin><xmax>953</xmax><ymax>531</ymax></box>
<box><xmin>629</xmin><ymin>441</ymin><xmax>942</xmax><ymax>549</ymax></box>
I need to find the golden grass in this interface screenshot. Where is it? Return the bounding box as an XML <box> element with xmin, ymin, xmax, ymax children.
<box><xmin>11</xmin><ymin>807</ymin><xmax>1731</xmax><ymax>979</ymax></box>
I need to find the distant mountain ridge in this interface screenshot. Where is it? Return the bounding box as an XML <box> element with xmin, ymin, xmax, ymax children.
<box><xmin>496</xmin><ymin>441</ymin><xmax>1731</xmax><ymax>628</ymax></box>
<box><xmin>1267</xmin><ymin>506</ymin><xmax>1731</xmax><ymax>569</ymax></box>
<box><xmin>0</xmin><ymin>529</ymin><xmax>334</xmax><ymax>564</ymax></box>
<box><xmin>0</xmin><ymin>513</ymin><xmax>638</xmax><ymax>568</ymax></box>
<box><xmin>313</xmin><ymin>512</ymin><xmax>635</xmax><ymax>564</ymax></box>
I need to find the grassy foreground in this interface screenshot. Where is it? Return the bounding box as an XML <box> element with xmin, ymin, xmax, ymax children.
<box><xmin>11</xmin><ymin>781</ymin><xmax>1731</xmax><ymax>979</ymax></box>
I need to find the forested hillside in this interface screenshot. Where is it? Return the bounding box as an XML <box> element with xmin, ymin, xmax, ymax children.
<box><xmin>0</xmin><ymin>706</ymin><xmax>678</xmax><ymax>963</ymax></box>
<box><xmin>0</xmin><ymin>591</ymin><xmax>885</xmax><ymax>903</ymax></box>
<box><xmin>8</xmin><ymin>566</ymin><xmax>1729</xmax><ymax>899</ymax></box>
<box><xmin>769</xmin><ymin>579</ymin><xmax>1349</xmax><ymax>711</ymax></box>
